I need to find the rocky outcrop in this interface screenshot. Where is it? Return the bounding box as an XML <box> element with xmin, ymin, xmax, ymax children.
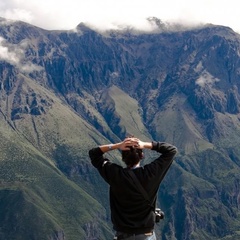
<box><xmin>49</xmin><ymin>231</ymin><xmax>65</xmax><ymax>240</ymax></box>
<box><xmin>11</xmin><ymin>92</ymin><xmax>51</xmax><ymax>120</ymax></box>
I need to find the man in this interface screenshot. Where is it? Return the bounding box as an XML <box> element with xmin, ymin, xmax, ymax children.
<box><xmin>89</xmin><ymin>136</ymin><xmax>177</xmax><ymax>240</ymax></box>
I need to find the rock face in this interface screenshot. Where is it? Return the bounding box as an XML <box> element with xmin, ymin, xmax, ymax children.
<box><xmin>0</xmin><ymin>18</ymin><xmax>240</xmax><ymax>239</ymax></box>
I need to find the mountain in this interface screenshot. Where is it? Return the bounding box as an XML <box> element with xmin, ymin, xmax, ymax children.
<box><xmin>0</xmin><ymin>17</ymin><xmax>240</xmax><ymax>239</ymax></box>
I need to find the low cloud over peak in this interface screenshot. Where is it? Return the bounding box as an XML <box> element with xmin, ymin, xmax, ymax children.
<box><xmin>0</xmin><ymin>37</ymin><xmax>43</xmax><ymax>73</ymax></box>
<box><xmin>0</xmin><ymin>0</ymin><xmax>240</xmax><ymax>33</ymax></box>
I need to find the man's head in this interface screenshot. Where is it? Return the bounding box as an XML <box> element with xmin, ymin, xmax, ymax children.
<box><xmin>122</xmin><ymin>146</ymin><xmax>143</xmax><ymax>168</ymax></box>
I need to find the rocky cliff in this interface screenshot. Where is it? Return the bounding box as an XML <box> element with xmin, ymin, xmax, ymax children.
<box><xmin>0</xmin><ymin>17</ymin><xmax>240</xmax><ymax>239</ymax></box>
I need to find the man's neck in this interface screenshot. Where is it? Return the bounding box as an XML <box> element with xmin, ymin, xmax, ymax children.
<box><xmin>131</xmin><ymin>163</ymin><xmax>140</xmax><ymax>169</ymax></box>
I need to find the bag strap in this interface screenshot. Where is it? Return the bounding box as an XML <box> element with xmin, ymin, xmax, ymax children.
<box><xmin>128</xmin><ymin>170</ymin><xmax>155</xmax><ymax>209</ymax></box>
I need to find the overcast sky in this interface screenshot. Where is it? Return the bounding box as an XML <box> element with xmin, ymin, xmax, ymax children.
<box><xmin>0</xmin><ymin>0</ymin><xmax>239</xmax><ymax>33</ymax></box>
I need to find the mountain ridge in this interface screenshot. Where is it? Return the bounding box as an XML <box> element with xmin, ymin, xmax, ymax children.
<box><xmin>0</xmin><ymin>17</ymin><xmax>240</xmax><ymax>239</ymax></box>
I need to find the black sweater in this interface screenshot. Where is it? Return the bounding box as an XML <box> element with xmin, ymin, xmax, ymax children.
<box><xmin>89</xmin><ymin>142</ymin><xmax>177</xmax><ymax>234</ymax></box>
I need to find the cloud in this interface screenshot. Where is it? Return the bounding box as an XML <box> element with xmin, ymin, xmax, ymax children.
<box><xmin>195</xmin><ymin>62</ymin><xmax>220</xmax><ymax>87</ymax></box>
<box><xmin>0</xmin><ymin>37</ymin><xmax>42</xmax><ymax>73</ymax></box>
<box><xmin>0</xmin><ymin>0</ymin><xmax>239</xmax><ymax>33</ymax></box>
<box><xmin>196</xmin><ymin>71</ymin><xmax>220</xmax><ymax>88</ymax></box>
<box><xmin>1</xmin><ymin>8</ymin><xmax>33</xmax><ymax>24</ymax></box>
<box><xmin>0</xmin><ymin>37</ymin><xmax>21</xmax><ymax>65</ymax></box>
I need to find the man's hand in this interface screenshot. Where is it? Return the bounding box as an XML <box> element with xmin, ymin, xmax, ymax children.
<box><xmin>119</xmin><ymin>137</ymin><xmax>139</xmax><ymax>151</ymax></box>
<box><xmin>135</xmin><ymin>140</ymin><xmax>153</xmax><ymax>150</ymax></box>
<box><xmin>135</xmin><ymin>140</ymin><xmax>145</xmax><ymax>149</ymax></box>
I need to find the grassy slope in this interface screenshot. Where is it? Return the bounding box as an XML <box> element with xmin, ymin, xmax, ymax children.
<box><xmin>0</xmin><ymin>77</ymin><xmax>113</xmax><ymax>239</ymax></box>
<box><xmin>1</xmin><ymin>75</ymin><xmax>240</xmax><ymax>239</ymax></box>
<box><xmin>0</xmin><ymin>119</ymin><xmax>112</xmax><ymax>239</ymax></box>
<box><xmin>106</xmin><ymin>85</ymin><xmax>151</xmax><ymax>139</ymax></box>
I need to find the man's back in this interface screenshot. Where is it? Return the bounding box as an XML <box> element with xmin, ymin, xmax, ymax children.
<box><xmin>89</xmin><ymin>139</ymin><xmax>177</xmax><ymax>237</ymax></box>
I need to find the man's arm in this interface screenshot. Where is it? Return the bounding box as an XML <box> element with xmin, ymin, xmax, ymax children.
<box><xmin>98</xmin><ymin>137</ymin><xmax>139</xmax><ymax>153</ymax></box>
<box><xmin>152</xmin><ymin>141</ymin><xmax>178</xmax><ymax>158</ymax></box>
<box><xmin>136</xmin><ymin>140</ymin><xmax>153</xmax><ymax>150</ymax></box>
<box><xmin>144</xmin><ymin>141</ymin><xmax>177</xmax><ymax>181</ymax></box>
<box><xmin>137</xmin><ymin>140</ymin><xmax>177</xmax><ymax>155</ymax></box>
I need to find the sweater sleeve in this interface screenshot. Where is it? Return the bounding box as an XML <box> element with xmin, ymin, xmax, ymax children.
<box><xmin>88</xmin><ymin>147</ymin><xmax>114</xmax><ymax>183</ymax></box>
<box><xmin>89</xmin><ymin>147</ymin><xmax>109</xmax><ymax>169</ymax></box>
<box><xmin>145</xmin><ymin>141</ymin><xmax>178</xmax><ymax>182</ymax></box>
<box><xmin>151</xmin><ymin>141</ymin><xmax>178</xmax><ymax>159</ymax></box>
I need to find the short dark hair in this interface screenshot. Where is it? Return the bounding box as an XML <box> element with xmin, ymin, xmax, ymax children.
<box><xmin>122</xmin><ymin>146</ymin><xmax>143</xmax><ymax>168</ymax></box>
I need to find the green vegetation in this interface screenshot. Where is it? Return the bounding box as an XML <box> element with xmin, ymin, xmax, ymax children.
<box><xmin>0</xmin><ymin>132</ymin><xmax>112</xmax><ymax>239</ymax></box>
<box><xmin>0</xmin><ymin>20</ymin><xmax>240</xmax><ymax>240</ymax></box>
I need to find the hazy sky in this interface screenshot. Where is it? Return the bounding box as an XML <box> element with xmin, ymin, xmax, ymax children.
<box><xmin>0</xmin><ymin>0</ymin><xmax>239</xmax><ymax>33</ymax></box>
